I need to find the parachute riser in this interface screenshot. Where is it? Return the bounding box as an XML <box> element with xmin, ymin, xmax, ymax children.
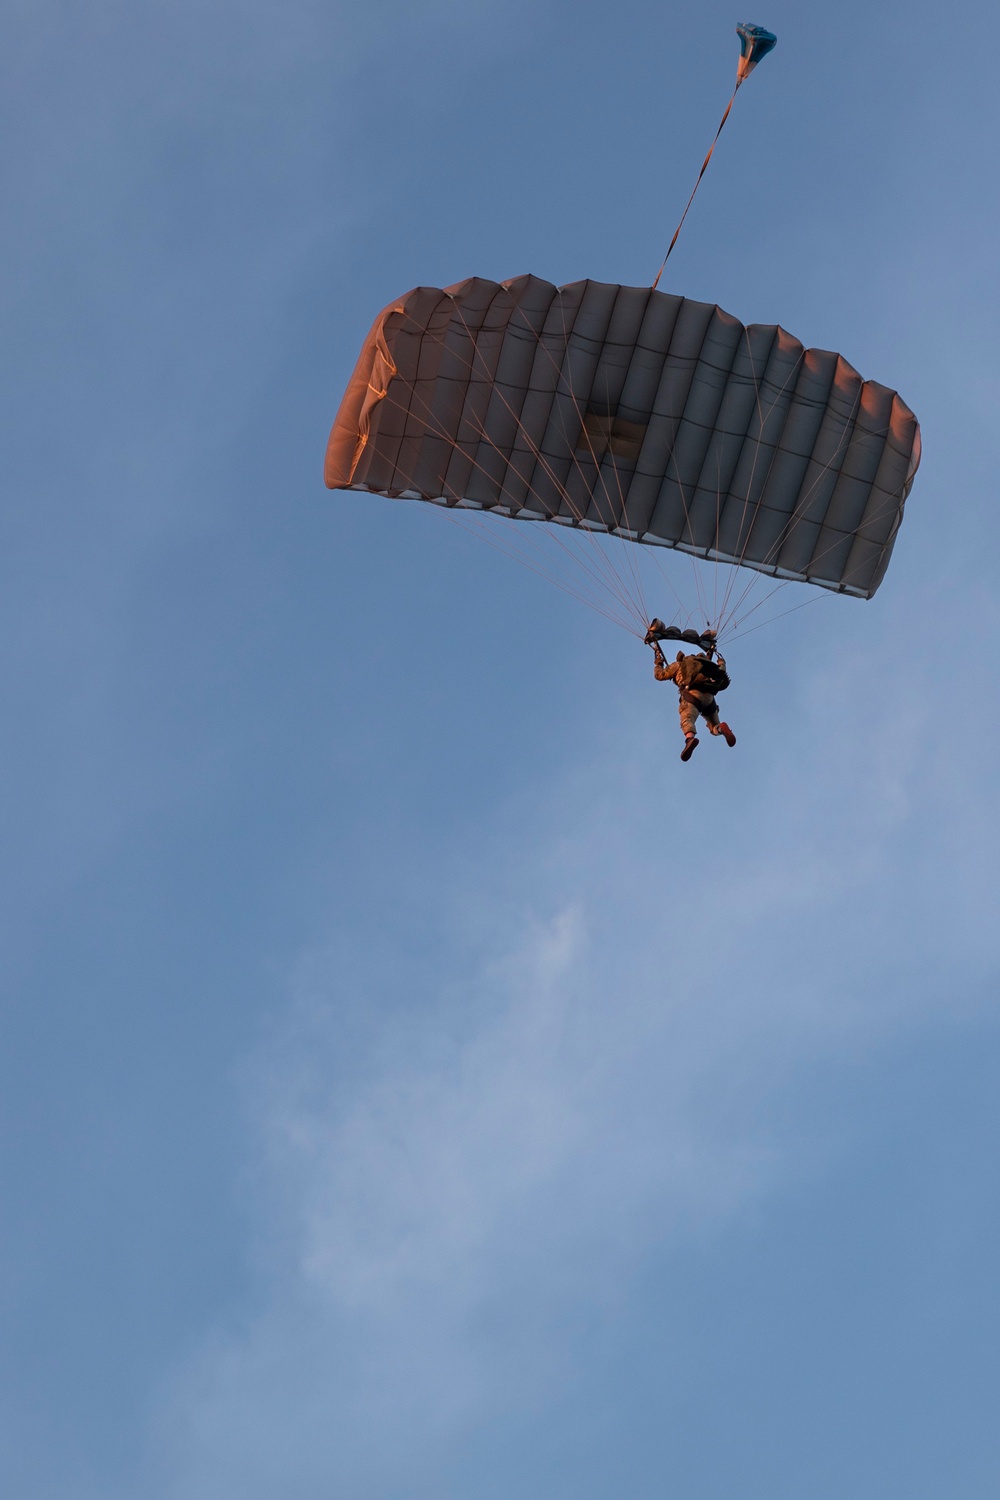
<box><xmin>644</xmin><ymin>618</ymin><xmax>719</xmax><ymax>657</ymax></box>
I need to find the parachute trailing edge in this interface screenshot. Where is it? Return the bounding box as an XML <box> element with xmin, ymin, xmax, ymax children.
<box><xmin>325</xmin><ymin>275</ymin><xmax>920</xmax><ymax>600</ymax></box>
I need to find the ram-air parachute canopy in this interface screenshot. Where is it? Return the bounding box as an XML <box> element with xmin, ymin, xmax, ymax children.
<box><xmin>325</xmin><ymin>275</ymin><xmax>920</xmax><ymax>601</ymax></box>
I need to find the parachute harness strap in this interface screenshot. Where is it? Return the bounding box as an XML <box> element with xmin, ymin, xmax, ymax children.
<box><xmin>652</xmin><ymin>82</ymin><xmax>741</xmax><ymax>292</ymax></box>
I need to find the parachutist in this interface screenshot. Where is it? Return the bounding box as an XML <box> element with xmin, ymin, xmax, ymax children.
<box><xmin>652</xmin><ymin>642</ymin><xmax>736</xmax><ymax>762</ymax></box>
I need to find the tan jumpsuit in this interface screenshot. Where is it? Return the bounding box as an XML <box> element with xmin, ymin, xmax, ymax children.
<box><xmin>654</xmin><ymin>651</ymin><xmax>726</xmax><ymax>740</ymax></box>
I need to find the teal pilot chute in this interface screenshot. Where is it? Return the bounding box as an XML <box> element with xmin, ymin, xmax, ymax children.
<box><xmin>736</xmin><ymin>23</ymin><xmax>778</xmax><ymax>83</ymax></box>
<box><xmin>653</xmin><ymin>22</ymin><xmax>778</xmax><ymax>288</ymax></box>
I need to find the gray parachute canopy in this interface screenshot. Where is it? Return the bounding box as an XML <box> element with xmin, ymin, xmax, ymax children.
<box><xmin>325</xmin><ymin>275</ymin><xmax>920</xmax><ymax>599</ymax></box>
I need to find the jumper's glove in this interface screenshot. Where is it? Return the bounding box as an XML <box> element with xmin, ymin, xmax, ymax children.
<box><xmin>653</xmin><ymin>645</ymin><xmax>665</xmax><ymax>666</ymax></box>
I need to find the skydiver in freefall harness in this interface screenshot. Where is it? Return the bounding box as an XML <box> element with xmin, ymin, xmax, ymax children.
<box><xmin>649</xmin><ymin>627</ymin><xmax>737</xmax><ymax>763</ymax></box>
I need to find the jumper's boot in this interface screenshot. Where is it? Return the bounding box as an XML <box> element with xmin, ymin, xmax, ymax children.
<box><xmin>680</xmin><ymin>735</ymin><xmax>699</xmax><ymax>762</ymax></box>
<box><xmin>718</xmin><ymin>722</ymin><xmax>736</xmax><ymax>748</ymax></box>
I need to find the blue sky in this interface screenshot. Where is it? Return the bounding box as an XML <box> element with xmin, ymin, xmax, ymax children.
<box><xmin>1</xmin><ymin>1</ymin><xmax>998</xmax><ymax>1496</ymax></box>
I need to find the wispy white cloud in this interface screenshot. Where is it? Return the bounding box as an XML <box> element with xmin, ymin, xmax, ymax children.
<box><xmin>151</xmin><ymin>616</ymin><xmax>1000</xmax><ymax>1497</ymax></box>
